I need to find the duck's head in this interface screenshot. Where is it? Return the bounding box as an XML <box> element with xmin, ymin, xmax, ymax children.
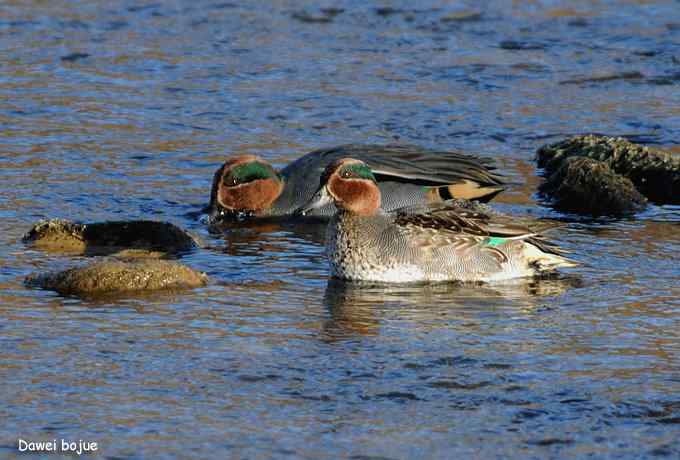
<box><xmin>298</xmin><ymin>158</ymin><xmax>381</xmax><ymax>216</ymax></box>
<box><xmin>209</xmin><ymin>155</ymin><xmax>283</xmax><ymax>219</ymax></box>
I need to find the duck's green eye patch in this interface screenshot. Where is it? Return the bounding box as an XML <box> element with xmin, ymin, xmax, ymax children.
<box><xmin>340</xmin><ymin>163</ymin><xmax>376</xmax><ymax>182</ymax></box>
<box><xmin>225</xmin><ymin>162</ymin><xmax>277</xmax><ymax>186</ymax></box>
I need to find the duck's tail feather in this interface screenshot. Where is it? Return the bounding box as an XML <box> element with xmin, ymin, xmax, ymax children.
<box><xmin>524</xmin><ymin>240</ymin><xmax>579</xmax><ymax>271</ymax></box>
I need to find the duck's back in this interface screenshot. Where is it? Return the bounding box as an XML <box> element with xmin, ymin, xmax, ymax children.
<box><xmin>271</xmin><ymin>144</ymin><xmax>503</xmax><ymax>216</ymax></box>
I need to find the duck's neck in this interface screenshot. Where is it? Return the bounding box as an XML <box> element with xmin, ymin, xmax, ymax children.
<box><xmin>264</xmin><ymin>178</ymin><xmax>288</xmax><ymax>214</ymax></box>
<box><xmin>334</xmin><ymin>208</ymin><xmax>384</xmax><ymax>232</ymax></box>
<box><xmin>336</xmin><ymin>203</ymin><xmax>380</xmax><ymax>217</ymax></box>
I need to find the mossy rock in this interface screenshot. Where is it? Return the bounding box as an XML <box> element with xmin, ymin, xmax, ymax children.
<box><xmin>26</xmin><ymin>259</ymin><xmax>208</xmax><ymax>297</ymax></box>
<box><xmin>539</xmin><ymin>157</ymin><xmax>647</xmax><ymax>216</ymax></box>
<box><xmin>537</xmin><ymin>134</ymin><xmax>679</xmax><ymax>204</ymax></box>
<box><xmin>23</xmin><ymin>219</ymin><xmax>201</xmax><ymax>256</ymax></box>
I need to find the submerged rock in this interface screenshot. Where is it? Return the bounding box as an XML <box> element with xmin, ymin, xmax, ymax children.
<box><xmin>23</xmin><ymin>219</ymin><xmax>200</xmax><ymax>256</ymax></box>
<box><xmin>26</xmin><ymin>259</ymin><xmax>208</xmax><ymax>297</ymax></box>
<box><xmin>537</xmin><ymin>135</ymin><xmax>680</xmax><ymax>211</ymax></box>
<box><xmin>291</xmin><ymin>8</ymin><xmax>342</xmax><ymax>23</ymax></box>
<box><xmin>559</xmin><ymin>71</ymin><xmax>645</xmax><ymax>85</ymax></box>
<box><xmin>539</xmin><ymin>157</ymin><xmax>647</xmax><ymax>216</ymax></box>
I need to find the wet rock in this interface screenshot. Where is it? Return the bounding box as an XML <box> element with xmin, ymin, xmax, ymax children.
<box><xmin>127</xmin><ymin>4</ymin><xmax>161</xmax><ymax>13</ymax></box>
<box><xmin>646</xmin><ymin>71</ymin><xmax>680</xmax><ymax>86</ymax></box>
<box><xmin>559</xmin><ymin>71</ymin><xmax>645</xmax><ymax>85</ymax></box>
<box><xmin>633</xmin><ymin>50</ymin><xmax>658</xmax><ymax>57</ymax></box>
<box><xmin>539</xmin><ymin>157</ymin><xmax>647</xmax><ymax>216</ymax></box>
<box><xmin>441</xmin><ymin>11</ymin><xmax>483</xmax><ymax>23</ymax></box>
<box><xmin>374</xmin><ymin>7</ymin><xmax>403</xmax><ymax>17</ymax></box>
<box><xmin>26</xmin><ymin>259</ymin><xmax>208</xmax><ymax>297</ymax></box>
<box><xmin>537</xmin><ymin>134</ymin><xmax>680</xmax><ymax>204</ymax></box>
<box><xmin>291</xmin><ymin>8</ymin><xmax>342</xmax><ymax>23</ymax></box>
<box><xmin>511</xmin><ymin>62</ymin><xmax>549</xmax><ymax>73</ymax></box>
<box><xmin>23</xmin><ymin>219</ymin><xmax>200</xmax><ymax>256</ymax></box>
<box><xmin>499</xmin><ymin>40</ymin><xmax>546</xmax><ymax>51</ymax></box>
<box><xmin>567</xmin><ymin>18</ymin><xmax>589</xmax><ymax>27</ymax></box>
<box><xmin>61</xmin><ymin>52</ymin><xmax>90</xmax><ymax>62</ymax></box>
<box><xmin>23</xmin><ymin>219</ymin><xmax>88</xmax><ymax>252</ymax></box>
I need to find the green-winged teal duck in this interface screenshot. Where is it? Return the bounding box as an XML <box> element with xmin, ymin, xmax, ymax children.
<box><xmin>208</xmin><ymin>144</ymin><xmax>504</xmax><ymax>220</ymax></box>
<box><xmin>297</xmin><ymin>158</ymin><xmax>576</xmax><ymax>283</ymax></box>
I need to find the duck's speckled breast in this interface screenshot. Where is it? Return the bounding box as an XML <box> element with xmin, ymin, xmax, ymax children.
<box><xmin>326</xmin><ymin>212</ymin><xmax>432</xmax><ymax>282</ymax></box>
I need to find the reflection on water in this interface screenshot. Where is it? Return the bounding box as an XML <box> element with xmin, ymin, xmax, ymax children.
<box><xmin>321</xmin><ymin>276</ymin><xmax>582</xmax><ymax>341</ymax></box>
<box><xmin>1</xmin><ymin>0</ymin><xmax>680</xmax><ymax>458</ymax></box>
<box><xmin>209</xmin><ymin>218</ymin><xmax>327</xmax><ymax>256</ymax></box>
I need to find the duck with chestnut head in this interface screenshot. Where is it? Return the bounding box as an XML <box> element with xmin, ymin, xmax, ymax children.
<box><xmin>208</xmin><ymin>144</ymin><xmax>505</xmax><ymax>221</ymax></box>
<box><xmin>296</xmin><ymin>158</ymin><xmax>576</xmax><ymax>283</ymax></box>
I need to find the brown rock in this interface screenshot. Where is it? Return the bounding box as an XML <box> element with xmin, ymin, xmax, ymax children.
<box><xmin>537</xmin><ymin>134</ymin><xmax>679</xmax><ymax>204</ymax></box>
<box><xmin>26</xmin><ymin>259</ymin><xmax>208</xmax><ymax>297</ymax></box>
<box><xmin>539</xmin><ymin>157</ymin><xmax>647</xmax><ymax>216</ymax></box>
<box><xmin>23</xmin><ymin>219</ymin><xmax>200</xmax><ymax>256</ymax></box>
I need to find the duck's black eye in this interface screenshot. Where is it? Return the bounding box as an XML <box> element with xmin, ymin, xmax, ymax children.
<box><xmin>341</xmin><ymin>163</ymin><xmax>375</xmax><ymax>182</ymax></box>
<box><xmin>224</xmin><ymin>176</ymin><xmax>239</xmax><ymax>187</ymax></box>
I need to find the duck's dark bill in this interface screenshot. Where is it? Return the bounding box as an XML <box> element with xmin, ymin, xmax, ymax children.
<box><xmin>295</xmin><ymin>186</ymin><xmax>333</xmax><ymax>216</ymax></box>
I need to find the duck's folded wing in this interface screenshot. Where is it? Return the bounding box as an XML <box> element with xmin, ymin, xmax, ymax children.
<box><xmin>289</xmin><ymin>144</ymin><xmax>504</xmax><ymax>187</ymax></box>
<box><xmin>395</xmin><ymin>203</ymin><xmax>570</xmax><ymax>262</ymax></box>
<box><xmin>278</xmin><ymin>144</ymin><xmax>506</xmax><ymax>207</ymax></box>
<box><xmin>398</xmin><ymin>218</ymin><xmax>511</xmax><ymax>267</ymax></box>
<box><xmin>357</xmin><ymin>144</ymin><xmax>503</xmax><ymax>187</ymax></box>
<box><xmin>394</xmin><ymin>201</ymin><xmax>564</xmax><ymax>240</ymax></box>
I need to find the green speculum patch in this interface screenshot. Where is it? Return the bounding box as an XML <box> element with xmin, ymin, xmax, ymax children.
<box><xmin>343</xmin><ymin>163</ymin><xmax>376</xmax><ymax>182</ymax></box>
<box><xmin>228</xmin><ymin>162</ymin><xmax>278</xmax><ymax>184</ymax></box>
<box><xmin>485</xmin><ymin>237</ymin><xmax>507</xmax><ymax>247</ymax></box>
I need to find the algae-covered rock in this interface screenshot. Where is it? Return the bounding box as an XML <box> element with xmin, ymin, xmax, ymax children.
<box><xmin>23</xmin><ymin>219</ymin><xmax>200</xmax><ymax>256</ymax></box>
<box><xmin>537</xmin><ymin>134</ymin><xmax>679</xmax><ymax>204</ymax></box>
<box><xmin>22</xmin><ymin>219</ymin><xmax>87</xmax><ymax>252</ymax></box>
<box><xmin>539</xmin><ymin>157</ymin><xmax>647</xmax><ymax>216</ymax></box>
<box><xmin>26</xmin><ymin>259</ymin><xmax>208</xmax><ymax>297</ymax></box>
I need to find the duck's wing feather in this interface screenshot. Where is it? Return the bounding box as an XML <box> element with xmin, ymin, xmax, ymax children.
<box><xmin>392</xmin><ymin>200</ymin><xmax>568</xmax><ymax>257</ymax></box>
<box><xmin>393</xmin><ymin>202</ymin><xmax>536</xmax><ymax>237</ymax></box>
<box><xmin>276</xmin><ymin>144</ymin><xmax>505</xmax><ymax>215</ymax></box>
<box><xmin>281</xmin><ymin>144</ymin><xmax>504</xmax><ymax>188</ymax></box>
<box><xmin>394</xmin><ymin>209</ymin><xmax>510</xmax><ymax>266</ymax></box>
